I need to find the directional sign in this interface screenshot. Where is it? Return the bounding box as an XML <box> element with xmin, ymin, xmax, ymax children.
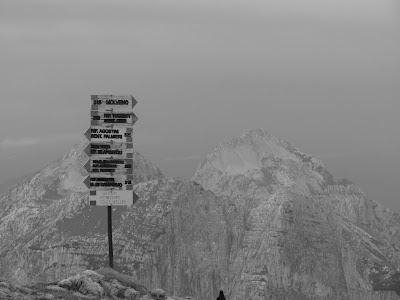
<box><xmin>84</xmin><ymin>143</ymin><xmax>134</xmax><ymax>159</ymax></box>
<box><xmin>84</xmin><ymin>174</ymin><xmax>134</xmax><ymax>190</ymax></box>
<box><xmin>84</xmin><ymin>126</ymin><xmax>133</xmax><ymax>143</ymax></box>
<box><xmin>91</xmin><ymin>95</ymin><xmax>137</xmax><ymax>111</ymax></box>
<box><xmin>89</xmin><ymin>190</ymin><xmax>139</xmax><ymax>206</ymax></box>
<box><xmin>91</xmin><ymin>111</ymin><xmax>138</xmax><ymax>127</ymax></box>
<box><xmin>84</xmin><ymin>158</ymin><xmax>133</xmax><ymax>174</ymax></box>
<box><xmin>85</xmin><ymin>94</ymin><xmax>139</xmax><ymax>210</ymax></box>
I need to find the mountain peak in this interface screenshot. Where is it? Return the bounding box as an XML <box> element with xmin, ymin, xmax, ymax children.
<box><xmin>219</xmin><ymin>128</ymin><xmax>279</xmax><ymax>149</ymax></box>
<box><xmin>195</xmin><ymin>128</ymin><xmax>324</xmax><ymax>177</ymax></box>
<box><xmin>2</xmin><ymin>129</ymin><xmax>400</xmax><ymax>300</ymax></box>
<box><xmin>17</xmin><ymin>138</ymin><xmax>164</xmax><ymax>195</ymax></box>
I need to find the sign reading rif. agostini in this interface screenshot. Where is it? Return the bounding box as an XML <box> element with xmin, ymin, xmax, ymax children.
<box><xmin>83</xmin><ymin>95</ymin><xmax>139</xmax><ymax>207</ymax></box>
<box><xmin>84</xmin><ymin>126</ymin><xmax>133</xmax><ymax>143</ymax></box>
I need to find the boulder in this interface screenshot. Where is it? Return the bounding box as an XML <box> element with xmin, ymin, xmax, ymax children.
<box><xmin>58</xmin><ymin>270</ymin><xmax>105</xmax><ymax>297</ymax></box>
<box><xmin>124</xmin><ymin>287</ymin><xmax>140</xmax><ymax>300</ymax></box>
<box><xmin>96</xmin><ymin>267</ymin><xmax>148</xmax><ymax>295</ymax></box>
<box><xmin>151</xmin><ymin>288</ymin><xmax>166</xmax><ymax>299</ymax></box>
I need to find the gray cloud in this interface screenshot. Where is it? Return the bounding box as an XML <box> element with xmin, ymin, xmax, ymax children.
<box><xmin>0</xmin><ymin>137</ymin><xmax>40</xmax><ymax>149</ymax></box>
<box><xmin>0</xmin><ymin>0</ymin><xmax>399</xmax><ymax>211</ymax></box>
<box><xmin>1</xmin><ymin>0</ymin><xmax>397</xmax><ymax>26</ymax></box>
<box><xmin>0</xmin><ymin>134</ymin><xmax>80</xmax><ymax>150</ymax></box>
<box><xmin>164</xmin><ymin>155</ymin><xmax>202</xmax><ymax>161</ymax></box>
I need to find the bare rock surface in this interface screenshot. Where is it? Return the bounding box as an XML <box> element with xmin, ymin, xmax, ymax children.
<box><xmin>0</xmin><ymin>269</ymin><xmax>189</xmax><ymax>300</ymax></box>
<box><xmin>1</xmin><ymin>129</ymin><xmax>400</xmax><ymax>299</ymax></box>
<box><xmin>0</xmin><ymin>172</ymin><xmax>223</xmax><ymax>298</ymax></box>
<box><xmin>96</xmin><ymin>267</ymin><xmax>147</xmax><ymax>295</ymax></box>
<box><xmin>192</xmin><ymin>129</ymin><xmax>400</xmax><ymax>299</ymax></box>
<box><xmin>0</xmin><ymin>138</ymin><xmax>164</xmax><ymax>283</ymax></box>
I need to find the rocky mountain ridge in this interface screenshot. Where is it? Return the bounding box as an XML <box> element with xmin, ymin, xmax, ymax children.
<box><xmin>193</xmin><ymin>129</ymin><xmax>400</xmax><ymax>299</ymax></box>
<box><xmin>1</xmin><ymin>129</ymin><xmax>400</xmax><ymax>300</ymax></box>
<box><xmin>0</xmin><ymin>138</ymin><xmax>164</xmax><ymax>281</ymax></box>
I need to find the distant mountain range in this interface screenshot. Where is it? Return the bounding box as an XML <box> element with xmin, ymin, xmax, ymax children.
<box><xmin>1</xmin><ymin>130</ymin><xmax>400</xmax><ymax>300</ymax></box>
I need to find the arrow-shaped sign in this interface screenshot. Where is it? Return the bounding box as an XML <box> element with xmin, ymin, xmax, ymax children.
<box><xmin>84</xmin><ymin>143</ymin><xmax>91</xmax><ymax>157</ymax></box>
<box><xmin>85</xmin><ymin>158</ymin><xmax>133</xmax><ymax>174</ymax></box>
<box><xmin>83</xmin><ymin>160</ymin><xmax>90</xmax><ymax>173</ymax></box>
<box><xmin>89</xmin><ymin>190</ymin><xmax>139</xmax><ymax>207</ymax></box>
<box><xmin>83</xmin><ymin>175</ymin><xmax>90</xmax><ymax>189</ymax></box>
<box><xmin>84</xmin><ymin>128</ymin><xmax>91</xmax><ymax>140</ymax></box>
<box><xmin>84</xmin><ymin>126</ymin><xmax>133</xmax><ymax>143</ymax></box>
<box><xmin>90</xmin><ymin>111</ymin><xmax>138</xmax><ymax>127</ymax></box>
<box><xmin>84</xmin><ymin>142</ymin><xmax>134</xmax><ymax>159</ymax></box>
<box><xmin>91</xmin><ymin>95</ymin><xmax>137</xmax><ymax>111</ymax></box>
<box><xmin>88</xmin><ymin>174</ymin><xmax>134</xmax><ymax>191</ymax></box>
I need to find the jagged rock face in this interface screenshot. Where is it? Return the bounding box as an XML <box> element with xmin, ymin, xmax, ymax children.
<box><xmin>2</xmin><ymin>129</ymin><xmax>400</xmax><ymax>300</ymax></box>
<box><xmin>0</xmin><ymin>138</ymin><xmax>164</xmax><ymax>282</ymax></box>
<box><xmin>0</xmin><ymin>177</ymin><xmax>228</xmax><ymax>299</ymax></box>
<box><xmin>0</xmin><ymin>147</ymin><xmax>227</xmax><ymax>299</ymax></box>
<box><xmin>193</xmin><ymin>129</ymin><xmax>400</xmax><ymax>300</ymax></box>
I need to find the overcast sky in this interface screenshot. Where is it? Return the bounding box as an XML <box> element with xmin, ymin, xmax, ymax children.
<box><xmin>0</xmin><ymin>0</ymin><xmax>399</xmax><ymax>210</ymax></box>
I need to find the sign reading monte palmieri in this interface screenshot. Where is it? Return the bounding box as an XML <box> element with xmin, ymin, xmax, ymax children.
<box><xmin>84</xmin><ymin>95</ymin><xmax>139</xmax><ymax>207</ymax></box>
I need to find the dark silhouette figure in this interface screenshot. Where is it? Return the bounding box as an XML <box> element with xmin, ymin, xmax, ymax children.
<box><xmin>217</xmin><ymin>290</ymin><xmax>226</xmax><ymax>300</ymax></box>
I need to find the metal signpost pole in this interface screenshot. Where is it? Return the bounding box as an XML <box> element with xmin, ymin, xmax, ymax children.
<box><xmin>84</xmin><ymin>94</ymin><xmax>139</xmax><ymax>269</ymax></box>
<box><xmin>108</xmin><ymin>205</ymin><xmax>114</xmax><ymax>268</ymax></box>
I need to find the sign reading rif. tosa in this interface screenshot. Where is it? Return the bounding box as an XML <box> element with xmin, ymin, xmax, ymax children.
<box><xmin>84</xmin><ymin>142</ymin><xmax>134</xmax><ymax>159</ymax></box>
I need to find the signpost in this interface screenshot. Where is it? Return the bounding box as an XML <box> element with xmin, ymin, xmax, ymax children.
<box><xmin>83</xmin><ymin>94</ymin><xmax>139</xmax><ymax>269</ymax></box>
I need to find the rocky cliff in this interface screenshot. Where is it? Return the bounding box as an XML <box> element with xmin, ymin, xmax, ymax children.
<box><xmin>0</xmin><ymin>138</ymin><xmax>164</xmax><ymax>281</ymax></box>
<box><xmin>193</xmin><ymin>129</ymin><xmax>400</xmax><ymax>299</ymax></box>
<box><xmin>0</xmin><ymin>138</ymin><xmax>231</xmax><ymax>299</ymax></box>
<box><xmin>1</xmin><ymin>130</ymin><xmax>400</xmax><ymax>300</ymax></box>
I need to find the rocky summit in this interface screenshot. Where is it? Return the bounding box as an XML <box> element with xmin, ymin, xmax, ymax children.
<box><xmin>1</xmin><ymin>129</ymin><xmax>400</xmax><ymax>300</ymax></box>
<box><xmin>193</xmin><ymin>129</ymin><xmax>400</xmax><ymax>299</ymax></box>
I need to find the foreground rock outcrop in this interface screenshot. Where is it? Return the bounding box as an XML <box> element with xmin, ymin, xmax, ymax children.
<box><xmin>0</xmin><ymin>268</ymin><xmax>195</xmax><ymax>299</ymax></box>
<box><xmin>1</xmin><ymin>129</ymin><xmax>400</xmax><ymax>300</ymax></box>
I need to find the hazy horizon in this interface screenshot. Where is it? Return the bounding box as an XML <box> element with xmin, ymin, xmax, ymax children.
<box><xmin>1</xmin><ymin>0</ymin><xmax>399</xmax><ymax>210</ymax></box>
